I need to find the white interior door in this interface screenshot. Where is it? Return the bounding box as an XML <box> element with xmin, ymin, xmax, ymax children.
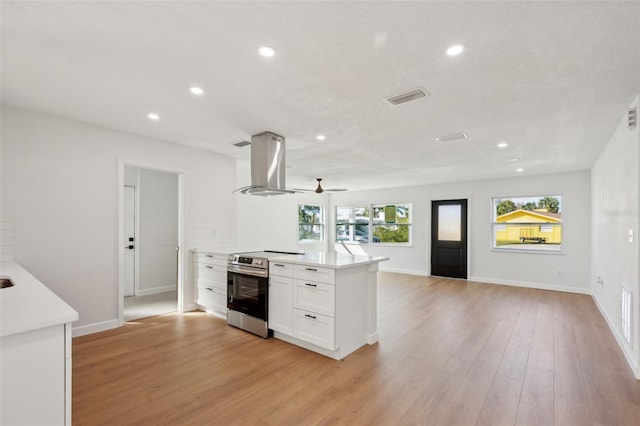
<box><xmin>124</xmin><ymin>185</ymin><xmax>136</xmax><ymax>296</ymax></box>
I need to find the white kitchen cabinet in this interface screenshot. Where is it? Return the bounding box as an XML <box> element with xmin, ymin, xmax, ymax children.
<box><xmin>194</xmin><ymin>251</ymin><xmax>228</xmax><ymax>317</ymax></box>
<box><xmin>293</xmin><ymin>308</ymin><xmax>335</xmax><ymax>349</ymax></box>
<box><xmin>267</xmin><ymin>253</ymin><xmax>388</xmax><ymax>359</ymax></box>
<box><xmin>293</xmin><ymin>279</ymin><xmax>335</xmax><ymax>317</ymax></box>
<box><xmin>268</xmin><ymin>274</ymin><xmax>293</xmax><ymax>335</ymax></box>
<box><xmin>269</xmin><ymin>261</ymin><xmax>293</xmax><ymax>334</ymax></box>
<box><xmin>293</xmin><ymin>264</ymin><xmax>335</xmax><ymax>284</ymax></box>
<box><xmin>291</xmin><ymin>266</ymin><xmax>337</xmax><ymax>350</ymax></box>
<box><xmin>1</xmin><ymin>262</ymin><xmax>78</xmax><ymax>426</ymax></box>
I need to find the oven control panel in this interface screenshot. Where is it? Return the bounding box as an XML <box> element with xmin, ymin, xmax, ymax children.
<box><xmin>228</xmin><ymin>255</ymin><xmax>265</xmax><ymax>267</ymax></box>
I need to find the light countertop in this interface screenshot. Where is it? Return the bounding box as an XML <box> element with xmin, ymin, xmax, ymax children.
<box><xmin>0</xmin><ymin>261</ymin><xmax>78</xmax><ymax>337</ymax></box>
<box><xmin>270</xmin><ymin>251</ymin><xmax>389</xmax><ymax>269</ymax></box>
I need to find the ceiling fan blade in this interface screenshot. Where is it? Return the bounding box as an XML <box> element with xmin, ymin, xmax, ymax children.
<box><xmin>295</xmin><ymin>179</ymin><xmax>347</xmax><ymax>194</ymax></box>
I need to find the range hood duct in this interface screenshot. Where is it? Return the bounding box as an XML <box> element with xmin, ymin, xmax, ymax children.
<box><xmin>234</xmin><ymin>131</ymin><xmax>296</xmax><ymax>196</ymax></box>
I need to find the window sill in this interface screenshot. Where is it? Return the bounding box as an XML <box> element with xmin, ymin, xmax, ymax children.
<box><xmin>492</xmin><ymin>247</ymin><xmax>564</xmax><ymax>255</ymax></box>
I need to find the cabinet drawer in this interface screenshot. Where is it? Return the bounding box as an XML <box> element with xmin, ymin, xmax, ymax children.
<box><xmin>293</xmin><ymin>309</ymin><xmax>335</xmax><ymax>350</ymax></box>
<box><xmin>293</xmin><ymin>279</ymin><xmax>335</xmax><ymax>317</ymax></box>
<box><xmin>270</xmin><ymin>262</ymin><xmax>293</xmax><ymax>277</ymax></box>
<box><xmin>197</xmin><ymin>252</ymin><xmax>227</xmax><ymax>266</ymax></box>
<box><xmin>293</xmin><ymin>265</ymin><xmax>335</xmax><ymax>284</ymax></box>
<box><xmin>197</xmin><ymin>264</ymin><xmax>226</xmax><ymax>285</ymax></box>
<box><xmin>197</xmin><ymin>286</ymin><xmax>226</xmax><ymax>311</ymax></box>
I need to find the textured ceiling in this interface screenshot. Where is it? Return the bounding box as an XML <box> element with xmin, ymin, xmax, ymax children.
<box><xmin>2</xmin><ymin>1</ymin><xmax>639</xmax><ymax>191</ymax></box>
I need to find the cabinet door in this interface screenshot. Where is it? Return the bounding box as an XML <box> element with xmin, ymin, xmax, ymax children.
<box><xmin>197</xmin><ymin>264</ymin><xmax>226</xmax><ymax>290</ymax></box>
<box><xmin>293</xmin><ymin>279</ymin><xmax>335</xmax><ymax>317</ymax></box>
<box><xmin>293</xmin><ymin>309</ymin><xmax>335</xmax><ymax>349</ymax></box>
<box><xmin>270</xmin><ymin>262</ymin><xmax>293</xmax><ymax>277</ymax></box>
<box><xmin>293</xmin><ymin>265</ymin><xmax>335</xmax><ymax>284</ymax></box>
<box><xmin>268</xmin><ymin>275</ymin><xmax>293</xmax><ymax>335</ymax></box>
<box><xmin>197</xmin><ymin>287</ymin><xmax>226</xmax><ymax>314</ymax></box>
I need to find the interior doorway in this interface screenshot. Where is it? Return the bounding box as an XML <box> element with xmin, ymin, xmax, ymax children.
<box><xmin>120</xmin><ymin>164</ymin><xmax>182</xmax><ymax>323</ymax></box>
<box><xmin>431</xmin><ymin>199</ymin><xmax>468</xmax><ymax>279</ymax></box>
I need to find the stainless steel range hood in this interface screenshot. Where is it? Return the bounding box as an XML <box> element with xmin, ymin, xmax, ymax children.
<box><xmin>234</xmin><ymin>131</ymin><xmax>297</xmax><ymax>196</ymax></box>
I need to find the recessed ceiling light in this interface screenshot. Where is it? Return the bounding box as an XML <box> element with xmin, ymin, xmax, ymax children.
<box><xmin>316</xmin><ymin>134</ymin><xmax>326</xmax><ymax>141</ymax></box>
<box><xmin>147</xmin><ymin>113</ymin><xmax>159</xmax><ymax>121</ymax></box>
<box><xmin>497</xmin><ymin>142</ymin><xmax>509</xmax><ymax>148</ymax></box>
<box><xmin>190</xmin><ymin>86</ymin><xmax>204</xmax><ymax>95</ymax></box>
<box><xmin>516</xmin><ymin>168</ymin><xmax>524</xmax><ymax>172</ymax></box>
<box><xmin>508</xmin><ymin>158</ymin><xmax>519</xmax><ymax>162</ymax></box>
<box><xmin>259</xmin><ymin>46</ymin><xmax>276</xmax><ymax>57</ymax></box>
<box><xmin>446</xmin><ymin>44</ymin><xmax>465</xmax><ymax>56</ymax></box>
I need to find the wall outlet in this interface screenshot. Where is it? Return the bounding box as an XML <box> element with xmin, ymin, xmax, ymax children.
<box><xmin>556</xmin><ymin>269</ymin><xmax>563</xmax><ymax>277</ymax></box>
<box><xmin>597</xmin><ymin>276</ymin><xmax>604</xmax><ymax>286</ymax></box>
<box><xmin>628</xmin><ymin>229</ymin><xmax>633</xmax><ymax>243</ymax></box>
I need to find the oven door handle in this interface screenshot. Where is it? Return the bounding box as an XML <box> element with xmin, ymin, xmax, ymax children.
<box><xmin>227</xmin><ymin>264</ymin><xmax>268</xmax><ymax>278</ymax></box>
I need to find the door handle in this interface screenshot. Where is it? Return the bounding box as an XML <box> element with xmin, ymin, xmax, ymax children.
<box><xmin>127</xmin><ymin>245</ymin><xmax>134</xmax><ymax>249</ymax></box>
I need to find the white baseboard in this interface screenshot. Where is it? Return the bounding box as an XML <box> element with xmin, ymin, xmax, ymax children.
<box><xmin>72</xmin><ymin>319</ymin><xmax>119</xmax><ymax>337</ymax></box>
<box><xmin>136</xmin><ymin>285</ymin><xmax>176</xmax><ymax>297</ymax></box>
<box><xmin>469</xmin><ymin>275</ymin><xmax>591</xmax><ymax>295</ymax></box>
<box><xmin>183</xmin><ymin>302</ymin><xmax>199</xmax><ymax>312</ymax></box>
<box><xmin>592</xmin><ymin>294</ymin><xmax>640</xmax><ymax>380</ymax></box>
<box><xmin>382</xmin><ymin>268</ymin><xmax>592</xmax><ymax>295</ymax></box>
<box><xmin>379</xmin><ymin>266</ymin><xmax>430</xmax><ymax>276</ymax></box>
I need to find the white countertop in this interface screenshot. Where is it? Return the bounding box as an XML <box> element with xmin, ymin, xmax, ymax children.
<box><xmin>0</xmin><ymin>261</ymin><xmax>78</xmax><ymax>337</ymax></box>
<box><xmin>270</xmin><ymin>251</ymin><xmax>389</xmax><ymax>269</ymax></box>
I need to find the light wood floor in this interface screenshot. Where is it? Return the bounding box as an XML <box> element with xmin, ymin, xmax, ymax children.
<box><xmin>73</xmin><ymin>272</ymin><xmax>640</xmax><ymax>425</ymax></box>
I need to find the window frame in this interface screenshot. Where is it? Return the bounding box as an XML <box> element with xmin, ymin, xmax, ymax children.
<box><xmin>491</xmin><ymin>195</ymin><xmax>563</xmax><ymax>254</ymax></box>
<box><xmin>335</xmin><ymin>203</ymin><xmax>412</xmax><ymax>246</ymax></box>
<box><xmin>298</xmin><ymin>203</ymin><xmax>325</xmax><ymax>243</ymax></box>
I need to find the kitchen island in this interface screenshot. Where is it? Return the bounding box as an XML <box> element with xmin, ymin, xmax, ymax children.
<box><xmin>267</xmin><ymin>251</ymin><xmax>388</xmax><ymax>360</ymax></box>
<box><xmin>1</xmin><ymin>261</ymin><xmax>78</xmax><ymax>425</ymax></box>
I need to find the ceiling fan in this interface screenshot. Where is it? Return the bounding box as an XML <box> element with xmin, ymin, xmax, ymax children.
<box><xmin>297</xmin><ymin>178</ymin><xmax>347</xmax><ymax>194</ymax></box>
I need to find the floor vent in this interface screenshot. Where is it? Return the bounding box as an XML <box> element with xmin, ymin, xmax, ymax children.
<box><xmin>621</xmin><ymin>286</ymin><xmax>632</xmax><ymax>345</ymax></box>
<box><xmin>629</xmin><ymin>107</ymin><xmax>637</xmax><ymax>129</ymax></box>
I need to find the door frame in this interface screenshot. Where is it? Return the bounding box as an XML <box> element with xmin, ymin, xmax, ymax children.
<box><xmin>429</xmin><ymin>198</ymin><xmax>469</xmax><ymax>279</ymax></box>
<box><xmin>123</xmin><ymin>184</ymin><xmax>138</xmax><ymax>296</ymax></box>
<box><xmin>117</xmin><ymin>159</ymin><xmax>186</xmax><ymax>327</ymax></box>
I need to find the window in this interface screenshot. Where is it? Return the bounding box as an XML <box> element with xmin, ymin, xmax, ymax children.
<box><xmin>336</xmin><ymin>206</ymin><xmax>370</xmax><ymax>243</ymax></box>
<box><xmin>298</xmin><ymin>204</ymin><xmax>324</xmax><ymax>243</ymax></box>
<box><xmin>492</xmin><ymin>195</ymin><xmax>563</xmax><ymax>252</ymax></box>
<box><xmin>336</xmin><ymin>204</ymin><xmax>411</xmax><ymax>244</ymax></box>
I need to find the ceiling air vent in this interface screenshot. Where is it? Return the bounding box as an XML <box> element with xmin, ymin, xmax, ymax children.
<box><xmin>628</xmin><ymin>107</ymin><xmax>637</xmax><ymax>129</ymax></box>
<box><xmin>384</xmin><ymin>88</ymin><xmax>428</xmax><ymax>107</ymax></box>
<box><xmin>435</xmin><ymin>132</ymin><xmax>468</xmax><ymax>143</ymax></box>
<box><xmin>233</xmin><ymin>141</ymin><xmax>251</xmax><ymax>148</ymax></box>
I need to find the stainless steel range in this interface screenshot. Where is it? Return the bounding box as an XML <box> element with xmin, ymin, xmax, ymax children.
<box><xmin>226</xmin><ymin>250</ymin><xmax>300</xmax><ymax>338</ymax></box>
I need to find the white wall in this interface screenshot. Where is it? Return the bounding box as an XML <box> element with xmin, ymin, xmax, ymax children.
<box><xmin>138</xmin><ymin>168</ymin><xmax>179</xmax><ymax>294</ymax></box>
<box><xmin>0</xmin><ymin>106</ymin><xmax>237</xmax><ymax>335</ymax></box>
<box><xmin>591</xmin><ymin>95</ymin><xmax>640</xmax><ymax>377</ymax></box>
<box><xmin>235</xmin><ymin>191</ymin><xmax>330</xmax><ymax>253</ymax></box>
<box><xmin>327</xmin><ymin>171</ymin><xmax>591</xmax><ymax>293</ymax></box>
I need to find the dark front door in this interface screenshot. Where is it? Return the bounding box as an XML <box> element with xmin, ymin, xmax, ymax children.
<box><xmin>431</xmin><ymin>199</ymin><xmax>468</xmax><ymax>279</ymax></box>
